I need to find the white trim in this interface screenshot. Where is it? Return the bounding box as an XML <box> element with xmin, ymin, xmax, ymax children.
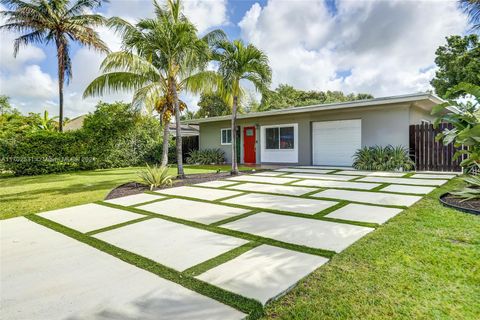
<box><xmin>260</xmin><ymin>123</ymin><xmax>298</xmax><ymax>163</ymax></box>
<box><xmin>220</xmin><ymin>128</ymin><xmax>232</xmax><ymax>145</ymax></box>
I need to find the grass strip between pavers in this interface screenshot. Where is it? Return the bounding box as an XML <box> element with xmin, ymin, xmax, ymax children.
<box><xmin>210</xmin><ymin>210</ymin><xmax>261</xmax><ymax>227</ymax></box>
<box><xmin>97</xmin><ymin>201</ymin><xmax>336</xmax><ymax>258</ymax></box>
<box><xmin>183</xmin><ymin>242</ymin><xmax>261</xmax><ymax>277</ymax></box>
<box><xmin>25</xmin><ymin>214</ymin><xmax>264</xmax><ymax>319</ymax></box>
<box><xmin>85</xmin><ymin>216</ymin><xmax>155</xmax><ymax>236</ymax></box>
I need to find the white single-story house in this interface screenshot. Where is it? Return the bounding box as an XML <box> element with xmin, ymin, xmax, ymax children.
<box><xmin>182</xmin><ymin>93</ymin><xmax>444</xmax><ymax>166</ymax></box>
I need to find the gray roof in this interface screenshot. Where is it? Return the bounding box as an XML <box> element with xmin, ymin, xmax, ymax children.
<box><xmin>182</xmin><ymin>92</ymin><xmax>445</xmax><ymax>125</ymax></box>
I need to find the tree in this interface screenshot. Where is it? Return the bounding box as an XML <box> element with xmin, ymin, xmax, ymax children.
<box><xmin>432</xmin><ymin>82</ymin><xmax>480</xmax><ymax>172</ymax></box>
<box><xmin>461</xmin><ymin>0</ymin><xmax>480</xmax><ymax>30</ymax></box>
<box><xmin>257</xmin><ymin>84</ymin><xmax>373</xmax><ymax>111</ymax></box>
<box><xmin>430</xmin><ymin>34</ymin><xmax>480</xmax><ymax>98</ymax></box>
<box><xmin>213</xmin><ymin>39</ymin><xmax>272</xmax><ymax>174</ymax></box>
<box><xmin>1</xmin><ymin>0</ymin><xmax>109</xmax><ymax>131</ymax></box>
<box><xmin>0</xmin><ymin>95</ymin><xmax>12</xmax><ymax>115</ymax></box>
<box><xmin>195</xmin><ymin>92</ymin><xmax>230</xmax><ymax>118</ymax></box>
<box><xmin>85</xmin><ymin>0</ymin><xmax>222</xmax><ymax>176</ymax></box>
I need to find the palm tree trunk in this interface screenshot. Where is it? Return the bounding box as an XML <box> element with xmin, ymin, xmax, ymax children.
<box><xmin>231</xmin><ymin>95</ymin><xmax>239</xmax><ymax>175</ymax></box>
<box><xmin>161</xmin><ymin>118</ymin><xmax>170</xmax><ymax>167</ymax></box>
<box><xmin>171</xmin><ymin>81</ymin><xmax>185</xmax><ymax>178</ymax></box>
<box><xmin>56</xmin><ymin>42</ymin><xmax>64</xmax><ymax>132</ymax></box>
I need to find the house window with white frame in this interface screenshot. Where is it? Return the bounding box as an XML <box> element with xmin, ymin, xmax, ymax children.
<box><xmin>221</xmin><ymin>128</ymin><xmax>232</xmax><ymax>145</ymax></box>
<box><xmin>265</xmin><ymin>126</ymin><xmax>295</xmax><ymax>150</ymax></box>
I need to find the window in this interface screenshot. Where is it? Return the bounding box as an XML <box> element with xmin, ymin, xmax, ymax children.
<box><xmin>221</xmin><ymin>128</ymin><xmax>232</xmax><ymax>145</ymax></box>
<box><xmin>265</xmin><ymin>126</ymin><xmax>294</xmax><ymax>150</ymax></box>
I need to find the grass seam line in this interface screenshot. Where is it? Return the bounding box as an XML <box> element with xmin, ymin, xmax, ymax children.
<box><xmin>183</xmin><ymin>242</ymin><xmax>261</xmax><ymax>277</ymax></box>
<box><xmin>85</xmin><ymin>215</ymin><xmax>154</xmax><ymax>235</ymax></box>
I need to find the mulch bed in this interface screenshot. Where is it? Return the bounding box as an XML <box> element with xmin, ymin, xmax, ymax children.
<box><xmin>440</xmin><ymin>193</ymin><xmax>480</xmax><ymax>215</ymax></box>
<box><xmin>105</xmin><ymin>170</ymin><xmax>259</xmax><ymax>200</ymax></box>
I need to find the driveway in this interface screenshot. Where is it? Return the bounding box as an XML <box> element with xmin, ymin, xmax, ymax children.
<box><xmin>0</xmin><ymin>167</ymin><xmax>456</xmax><ymax>319</ymax></box>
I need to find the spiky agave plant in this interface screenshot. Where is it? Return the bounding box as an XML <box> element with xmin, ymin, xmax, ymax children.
<box><xmin>137</xmin><ymin>164</ymin><xmax>174</xmax><ymax>190</ymax></box>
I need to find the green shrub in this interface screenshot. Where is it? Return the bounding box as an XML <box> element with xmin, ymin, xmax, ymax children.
<box><xmin>0</xmin><ymin>102</ymin><xmax>164</xmax><ymax>176</ymax></box>
<box><xmin>137</xmin><ymin>164</ymin><xmax>174</xmax><ymax>190</ymax></box>
<box><xmin>0</xmin><ymin>130</ymin><xmax>92</xmax><ymax>175</ymax></box>
<box><xmin>352</xmin><ymin>145</ymin><xmax>414</xmax><ymax>171</ymax></box>
<box><xmin>186</xmin><ymin>148</ymin><xmax>225</xmax><ymax>165</ymax></box>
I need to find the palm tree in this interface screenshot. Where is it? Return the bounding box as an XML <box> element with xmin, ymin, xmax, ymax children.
<box><xmin>461</xmin><ymin>0</ymin><xmax>480</xmax><ymax>30</ymax></box>
<box><xmin>0</xmin><ymin>0</ymin><xmax>109</xmax><ymax>132</ymax></box>
<box><xmin>84</xmin><ymin>0</ymin><xmax>223</xmax><ymax>176</ymax></box>
<box><xmin>213</xmin><ymin>39</ymin><xmax>272</xmax><ymax>174</ymax></box>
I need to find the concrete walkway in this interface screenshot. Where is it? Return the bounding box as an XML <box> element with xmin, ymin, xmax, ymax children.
<box><xmin>0</xmin><ymin>167</ymin><xmax>454</xmax><ymax>318</ymax></box>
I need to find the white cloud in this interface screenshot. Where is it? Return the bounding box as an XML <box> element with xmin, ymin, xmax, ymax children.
<box><xmin>239</xmin><ymin>0</ymin><xmax>469</xmax><ymax>96</ymax></box>
<box><xmin>0</xmin><ymin>1</ymin><xmax>228</xmax><ymax>117</ymax></box>
<box><xmin>106</xmin><ymin>0</ymin><xmax>228</xmax><ymax>33</ymax></box>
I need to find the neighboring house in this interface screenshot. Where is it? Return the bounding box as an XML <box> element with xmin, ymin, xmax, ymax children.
<box><xmin>64</xmin><ymin>114</ymin><xmax>200</xmax><ymax>137</ymax></box>
<box><xmin>63</xmin><ymin>115</ymin><xmax>87</xmax><ymax>131</ymax></box>
<box><xmin>168</xmin><ymin>123</ymin><xmax>199</xmax><ymax>137</ymax></box>
<box><xmin>182</xmin><ymin>93</ymin><xmax>443</xmax><ymax>166</ymax></box>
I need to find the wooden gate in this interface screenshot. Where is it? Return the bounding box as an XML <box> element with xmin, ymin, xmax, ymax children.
<box><xmin>409</xmin><ymin>123</ymin><xmax>463</xmax><ymax>172</ymax></box>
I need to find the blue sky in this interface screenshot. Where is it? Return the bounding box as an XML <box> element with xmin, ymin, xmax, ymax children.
<box><xmin>0</xmin><ymin>0</ymin><xmax>472</xmax><ymax>117</ymax></box>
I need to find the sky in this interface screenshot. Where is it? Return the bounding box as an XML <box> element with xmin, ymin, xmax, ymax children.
<box><xmin>0</xmin><ymin>0</ymin><xmax>472</xmax><ymax>118</ymax></box>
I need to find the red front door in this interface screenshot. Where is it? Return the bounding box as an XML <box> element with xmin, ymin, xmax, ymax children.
<box><xmin>243</xmin><ymin>126</ymin><xmax>256</xmax><ymax>164</ymax></box>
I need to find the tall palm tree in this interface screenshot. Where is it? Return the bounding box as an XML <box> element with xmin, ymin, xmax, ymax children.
<box><xmin>85</xmin><ymin>0</ymin><xmax>223</xmax><ymax>176</ymax></box>
<box><xmin>0</xmin><ymin>0</ymin><xmax>109</xmax><ymax>131</ymax></box>
<box><xmin>461</xmin><ymin>0</ymin><xmax>480</xmax><ymax>30</ymax></box>
<box><xmin>213</xmin><ymin>39</ymin><xmax>272</xmax><ymax>175</ymax></box>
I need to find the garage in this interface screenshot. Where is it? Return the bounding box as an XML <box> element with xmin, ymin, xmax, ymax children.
<box><xmin>312</xmin><ymin>119</ymin><xmax>361</xmax><ymax>166</ymax></box>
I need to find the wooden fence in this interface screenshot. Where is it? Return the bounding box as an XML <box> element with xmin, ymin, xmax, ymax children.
<box><xmin>409</xmin><ymin>123</ymin><xmax>463</xmax><ymax>172</ymax></box>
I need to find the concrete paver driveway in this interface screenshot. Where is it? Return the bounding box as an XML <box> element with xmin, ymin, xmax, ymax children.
<box><xmin>0</xmin><ymin>167</ymin><xmax>456</xmax><ymax>319</ymax></box>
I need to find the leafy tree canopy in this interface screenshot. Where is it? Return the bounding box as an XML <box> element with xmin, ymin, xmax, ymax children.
<box><xmin>0</xmin><ymin>95</ymin><xmax>13</xmax><ymax>115</ymax></box>
<box><xmin>194</xmin><ymin>92</ymin><xmax>231</xmax><ymax>118</ymax></box>
<box><xmin>257</xmin><ymin>84</ymin><xmax>373</xmax><ymax>111</ymax></box>
<box><xmin>431</xmin><ymin>34</ymin><xmax>480</xmax><ymax>98</ymax></box>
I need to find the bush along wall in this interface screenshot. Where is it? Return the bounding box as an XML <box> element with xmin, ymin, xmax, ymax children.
<box><xmin>0</xmin><ymin>102</ymin><xmax>164</xmax><ymax>176</ymax></box>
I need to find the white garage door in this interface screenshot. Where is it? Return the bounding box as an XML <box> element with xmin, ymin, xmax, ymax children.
<box><xmin>312</xmin><ymin>119</ymin><xmax>361</xmax><ymax>166</ymax></box>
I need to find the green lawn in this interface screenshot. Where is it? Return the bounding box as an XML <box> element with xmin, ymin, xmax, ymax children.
<box><xmin>0</xmin><ymin>165</ymin><xmax>249</xmax><ymax>220</ymax></box>
<box><xmin>2</xmin><ymin>169</ymin><xmax>479</xmax><ymax>319</ymax></box>
<box><xmin>262</xmin><ymin>178</ymin><xmax>480</xmax><ymax>320</ymax></box>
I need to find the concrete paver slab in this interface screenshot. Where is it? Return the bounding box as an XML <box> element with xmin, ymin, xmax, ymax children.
<box><xmin>410</xmin><ymin>173</ymin><xmax>457</xmax><ymax>179</ymax></box>
<box><xmin>94</xmin><ymin>218</ymin><xmax>247</xmax><ymax>271</ymax></box>
<box><xmin>251</xmin><ymin>171</ymin><xmax>287</xmax><ymax>177</ymax></box>
<box><xmin>137</xmin><ymin>198</ymin><xmax>250</xmax><ymax>224</ymax></box>
<box><xmin>294</xmin><ymin>166</ymin><xmax>353</xmax><ymax>170</ymax></box>
<box><xmin>358</xmin><ymin>176</ymin><xmax>447</xmax><ymax>186</ymax></box>
<box><xmin>194</xmin><ymin>181</ymin><xmax>240</xmax><ymax>188</ymax></box>
<box><xmin>325</xmin><ymin>203</ymin><xmax>403</xmax><ymax>224</ymax></box>
<box><xmin>275</xmin><ymin>168</ymin><xmax>334</xmax><ymax>174</ymax></box>
<box><xmin>222</xmin><ymin>193</ymin><xmax>338</xmax><ymax>215</ymax></box>
<box><xmin>285</xmin><ymin>173</ymin><xmax>357</xmax><ymax>181</ymax></box>
<box><xmin>0</xmin><ymin>218</ymin><xmax>245</xmax><ymax>320</ymax></box>
<box><xmin>155</xmin><ymin>186</ymin><xmax>243</xmax><ymax>201</ymax></box>
<box><xmin>380</xmin><ymin>184</ymin><xmax>436</xmax><ymax>195</ymax></box>
<box><xmin>293</xmin><ymin>179</ymin><xmax>380</xmax><ymax>190</ymax></box>
<box><xmin>38</xmin><ymin>203</ymin><xmax>143</xmax><ymax>233</ymax></box>
<box><xmin>226</xmin><ymin>183</ymin><xmax>317</xmax><ymax>196</ymax></box>
<box><xmin>226</xmin><ymin>175</ymin><xmax>299</xmax><ymax>184</ymax></box>
<box><xmin>334</xmin><ymin>170</ymin><xmax>407</xmax><ymax>177</ymax></box>
<box><xmin>197</xmin><ymin>245</ymin><xmax>328</xmax><ymax>305</ymax></box>
<box><xmin>104</xmin><ymin>193</ymin><xmax>165</xmax><ymax>206</ymax></box>
<box><xmin>312</xmin><ymin>189</ymin><xmax>421</xmax><ymax>206</ymax></box>
<box><xmin>222</xmin><ymin>212</ymin><xmax>373</xmax><ymax>252</ymax></box>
